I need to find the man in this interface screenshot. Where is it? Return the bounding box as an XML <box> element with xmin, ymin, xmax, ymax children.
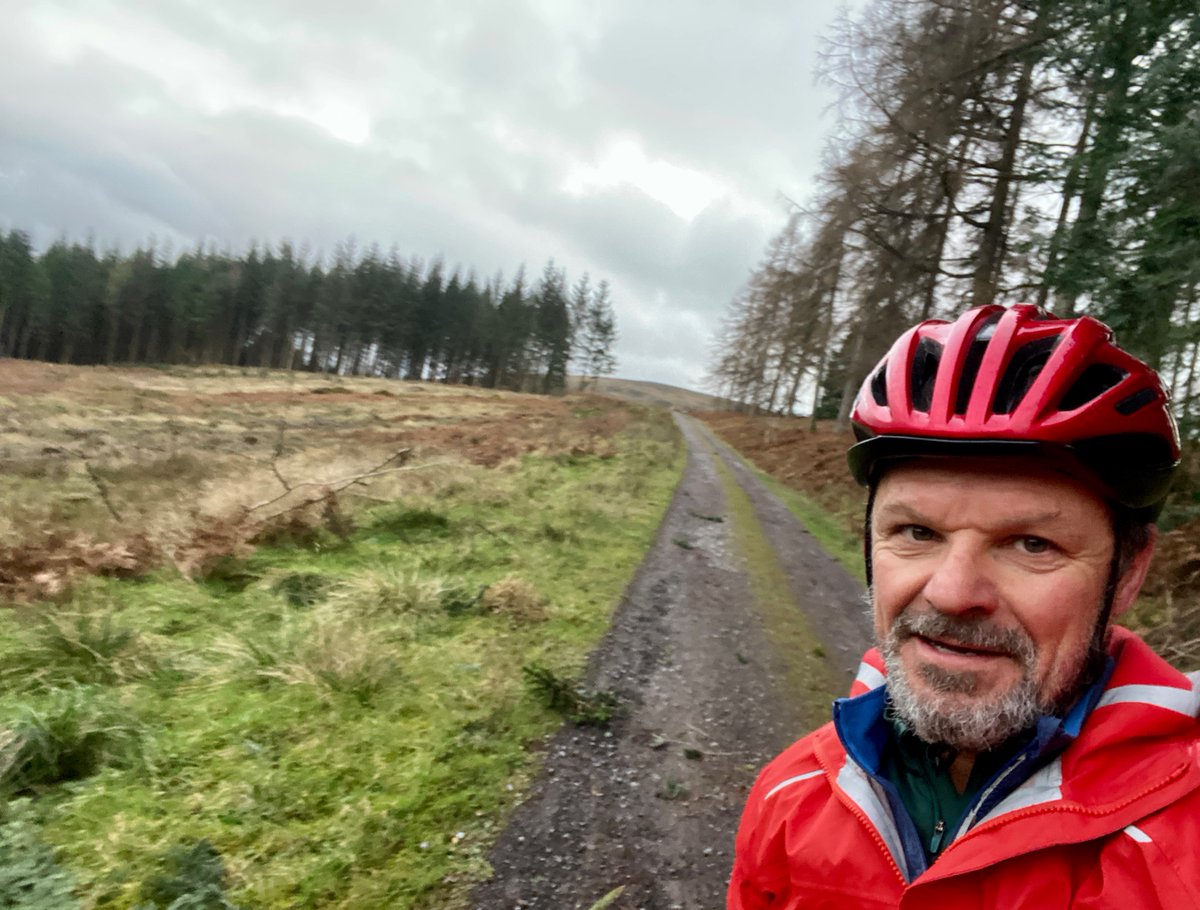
<box><xmin>728</xmin><ymin>304</ymin><xmax>1200</xmax><ymax>908</ymax></box>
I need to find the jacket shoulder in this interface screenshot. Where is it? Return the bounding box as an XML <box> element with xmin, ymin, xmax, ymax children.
<box><xmin>1123</xmin><ymin>765</ymin><xmax>1200</xmax><ymax>895</ymax></box>
<box><xmin>749</xmin><ymin>722</ymin><xmax>837</xmax><ymax>799</ymax></box>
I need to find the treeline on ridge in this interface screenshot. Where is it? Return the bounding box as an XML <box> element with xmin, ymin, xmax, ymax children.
<box><xmin>710</xmin><ymin>0</ymin><xmax>1200</xmax><ymax>453</ymax></box>
<box><xmin>0</xmin><ymin>235</ymin><xmax>619</xmax><ymax>393</ymax></box>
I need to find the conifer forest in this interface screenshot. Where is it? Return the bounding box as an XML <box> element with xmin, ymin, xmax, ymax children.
<box><xmin>0</xmin><ymin>237</ymin><xmax>618</xmax><ymax>394</ymax></box>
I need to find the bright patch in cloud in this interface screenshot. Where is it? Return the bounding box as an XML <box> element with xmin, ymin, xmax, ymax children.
<box><xmin>29</xmin><ymin>5</ymin><xmax>371</xmax><ymax>145</ymax></box>
<box><xmin>562</xmin><ymin>133</ymin><xmax>727</xmax><ymax>221</ymax></box>
<box><xmin>274</xmin><ymin>94</ymin><xmax>372</xmax><ymax>146</ymax></box>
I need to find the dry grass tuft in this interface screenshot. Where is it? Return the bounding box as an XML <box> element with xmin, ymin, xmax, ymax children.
<box><xmin>267</xmin><ymin>614</ymin><xmax>401</xmax><ymax>705</ymax></box>
<box><xmin>481</xmin><ymin>574</ymin><xmax>547</xmax><ymax>622</ymax></box>
<box><xmin>210</xmin><ymin>612</ymin><xmax>401</xmax><ymax>705</ymax></box>
<box><xmin>327</xmin><ymin>568</ymin><xmax>447</xmax><ymax>619</ymax></box>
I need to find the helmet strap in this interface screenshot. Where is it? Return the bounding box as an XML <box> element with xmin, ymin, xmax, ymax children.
<box><xmin>1083</xmin><ymin>521</ymin><xmax>1125</xmax><ymax>684</ymax></box>
<box><xmin>863</xmin><ymin>485</ymin><xmax>878</xmax><ymax>589</ymax></box>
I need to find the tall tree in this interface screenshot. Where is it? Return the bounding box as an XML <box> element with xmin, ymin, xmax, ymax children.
<box><xmin>533</xmin><ymin>261</ymin><xmax>572</xmax><ymax>393</ymax></box>
<box><xmin>576</xmin><ymin>279</ymin><xmax>618</xmax><ymax>386</ymax></box>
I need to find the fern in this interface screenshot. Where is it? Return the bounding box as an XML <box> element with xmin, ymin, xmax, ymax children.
<box><xmin>0</xmin><ymin>800</ymin><xmax>79</xmax><ymax>909</ymax></box>
<box><xmin>137</xmin><ymin>840</ymin><xmax>240</xmax><ymax>910</ymax></box>
<box><xmin>522</xmin><ymin>664</ymin><xmax>620</xmax><ymax>726</ymax></box>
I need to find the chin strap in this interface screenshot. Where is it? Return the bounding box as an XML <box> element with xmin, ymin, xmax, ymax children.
<box><xmin>863</xmin><ymin>485</ymin><xmax>878</xmax><ymax>590</ymax></box>
<box><xmin>1086</xmin><ymin>523</ymin><xmax>1125</xmax><ymax>682</ymax></box>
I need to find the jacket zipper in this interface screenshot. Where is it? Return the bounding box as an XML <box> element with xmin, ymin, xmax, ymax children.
<box><xmin>955</xmin><ymin>752</ymin><xmax>1028</xmax><ymax>838</ymax></box>
<box><xmin>929</xmin><ymin>820</ymin><xmax>945</xmax><ymax>855</ymax></box>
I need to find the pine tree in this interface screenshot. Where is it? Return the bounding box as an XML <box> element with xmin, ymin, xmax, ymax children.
<box><xmin>582</xmin><ymin>280</ymin><xmax>618</xmax><ymax>385</ymax></box>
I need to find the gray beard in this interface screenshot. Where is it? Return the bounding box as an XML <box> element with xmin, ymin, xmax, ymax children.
<box><xmin>874</xmin><ymin>599</ymin><xmax>1091</xmax><ymax>753</ymax></box>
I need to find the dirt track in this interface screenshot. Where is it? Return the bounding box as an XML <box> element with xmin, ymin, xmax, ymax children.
<box><xmin>471</xmin><ymin>415</ymin><xmax>871</xmax><ymax>909</ymax></box>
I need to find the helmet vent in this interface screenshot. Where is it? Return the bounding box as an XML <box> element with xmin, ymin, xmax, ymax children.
<box><xmin>870</xmin><ymin>363</ymin><xmax>888</xmax><ymax>406</ymax></box>
<box><xmin>1058</xmin><ymin>363</ymin><xmax>1128</xmax><ymax>411</ymax></box>
<box><xmin>993</xmin><ymin>335</ymin><xmax>1060</xmax><ymax>414</ymax></box>
<box><xmin>910</xmin><ymin>338</ymin><xmax>942</xmax><ymax>412</ymax></box>
<box><xmin>954</xmin><ymin>311</ymin><xmax>1004</xmax><ymax>414</ymax></box>
<box><xmin>1115</xmin><ymin>387</ymin><xmax>1158</xmax><ymax>415</ymax></box>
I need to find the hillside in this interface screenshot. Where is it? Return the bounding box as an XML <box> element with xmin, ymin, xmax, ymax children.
<box><xmin>570</xmin><ymin>375</ymin><xmax>734</xmax><ymax>412</ymax></box>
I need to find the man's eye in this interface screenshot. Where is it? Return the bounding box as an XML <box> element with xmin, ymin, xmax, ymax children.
<box><xmin>904</xmin><ymin>525</ymin><xmax>935</xmax><ymax>542</ymax></box>
<box><xmin>1017</xmin><ymin>536</ymin><xmax>1052</xmax><ymax>555</ymax></box>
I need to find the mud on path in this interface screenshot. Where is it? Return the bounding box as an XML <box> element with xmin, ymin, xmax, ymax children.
<box><xmin>471</xmin><ymin>415</ymin><xmax>871</xmax><ymax>909</ymax></box>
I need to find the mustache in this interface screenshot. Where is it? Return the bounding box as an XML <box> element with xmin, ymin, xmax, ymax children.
<box><xmin>890</xmin><ymin>609</ymin><xmax>1035</xmax><ymax>662</ymax></box>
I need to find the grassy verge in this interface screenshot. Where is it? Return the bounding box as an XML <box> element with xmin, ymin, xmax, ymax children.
<box><xmin>708</xmin><ymin>446</ymin><xmax>839</xmax><ymax>733</ymax></box>
<box><xmin>0</xmin><ymin>409</ymin><xmax>684</xmax><ymax>909</ymax></box>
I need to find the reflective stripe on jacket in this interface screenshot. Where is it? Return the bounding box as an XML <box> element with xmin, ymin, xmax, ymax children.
<box><xmin>728</xmin><ymin>627</ymin><xmax>1200</xmax><ymax>909</ymax></box>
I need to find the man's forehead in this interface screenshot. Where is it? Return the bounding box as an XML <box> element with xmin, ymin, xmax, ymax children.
<box><xmin>873</xmin><ymin>455</ymin><xmax>1111</xmax><ymax>511</ymax></box>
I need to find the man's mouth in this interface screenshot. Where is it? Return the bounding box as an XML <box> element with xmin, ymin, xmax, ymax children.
<box><xmin>917</xmin><ymin>634</ymin><xmax>1010</xmax><ymax>659</ymax></box>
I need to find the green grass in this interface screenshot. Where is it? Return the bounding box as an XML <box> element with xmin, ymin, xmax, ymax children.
<box><xmin>0</xmin><ymin>410</ymin><xmax>685</xmax><ymax>909</ymax></box>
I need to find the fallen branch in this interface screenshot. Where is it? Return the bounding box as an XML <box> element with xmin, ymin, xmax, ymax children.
<box><xmin>83</xmin><ymin>460</ymin><xmax>123</xmax><ymax>521</ymax></box>
<box><xmin>243</xmin><ymin>449</ymin><xmax>429</xmax><ymax>517</ymax></box>
<box><xmin>270</xmin><ymin>460</ymin><xmax>292</xmax><ymax>492</ymax></box>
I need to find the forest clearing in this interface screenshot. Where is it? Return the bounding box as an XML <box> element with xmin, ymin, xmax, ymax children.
<box><xmin>0</xmin><ymin>360</ymin><xmax>682</xmax><ymax>908</ymax></box>
<box><xmin>2</xmin><ymin>361</ymin><xmax>1197</xmax><ymax>909</ymax></box>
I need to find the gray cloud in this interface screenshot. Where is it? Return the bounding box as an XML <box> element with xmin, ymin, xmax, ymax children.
<box><xmin>0</xmin><ymin>0</ymin><xmax>852</xmax><ymax>388</ymax></box>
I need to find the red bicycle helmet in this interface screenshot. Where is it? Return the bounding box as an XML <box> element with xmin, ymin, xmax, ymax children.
<box><xmin>848</xmin><ymin>303</ymin><xmax>1180</xmax><ymax>513</ymax></box>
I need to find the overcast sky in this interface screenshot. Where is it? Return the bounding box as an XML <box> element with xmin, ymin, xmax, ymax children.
<box><xmin>0</xmin><ymin>0</ymin><xmax>853</xmax><ymax>391</ymax></box>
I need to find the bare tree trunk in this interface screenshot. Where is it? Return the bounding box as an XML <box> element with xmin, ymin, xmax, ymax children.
<box><xmin>922</xmin><ymin>174</ymin><xmax>960</xmax><ymax>320</ymax></box>
<box><xmin>972</xmin><ymin>51</ymin><xmax>1035</xmax><ymax>307</ymax></box>
<box><xmin>1057</xmin><ymin>8</ymin><xmax>1140</xmax><ymax>317</ymax></box>
<box><xmin>1182</xmin><ymin>285</ymin><xmax>1199</xmax><ymax>418</ymax></box>
<box><xmin>1037</xmin><ymin>96</ymin><xmax>1096</xmax><ymax>310</ymax></box>
<box><xmin>783</xmin><ymin>355</ymin><xmax>806</xmax><ymax>417</ymax></box>
<box><xmin>835</xmin><ymin>329</ymin><xmax>867</xmax><ymax>428</ymax></box>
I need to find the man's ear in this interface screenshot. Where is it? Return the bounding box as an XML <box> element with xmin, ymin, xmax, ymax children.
<box><xmin>1110</xmin><ymin>526</ymin><xmax>1158</xmax><ymax>620</ymax></box>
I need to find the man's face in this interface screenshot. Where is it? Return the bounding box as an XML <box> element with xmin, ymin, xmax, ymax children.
<box><xmin>870</xmin><ymin>458</ymin><xmax>1123</xmax><ymax>751</ymax></box>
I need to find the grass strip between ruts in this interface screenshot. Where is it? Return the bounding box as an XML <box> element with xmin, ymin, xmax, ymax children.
<box><xmin>706</xmin><ymin>439</ymin><xmax>840</xmax><ymax>737</ymax></box>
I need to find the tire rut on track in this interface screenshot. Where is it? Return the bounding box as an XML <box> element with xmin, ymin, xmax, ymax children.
<box><xmin>470</xmin><ymin>414</ymin><xmax>867</xmax><ymax>910</ymax></box>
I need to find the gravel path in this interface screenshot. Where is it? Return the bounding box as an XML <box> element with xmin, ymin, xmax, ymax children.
<box><xmin>470</xmin><ymin>414</ymin><xmax>870</xmax><ymax>910</ymax></box>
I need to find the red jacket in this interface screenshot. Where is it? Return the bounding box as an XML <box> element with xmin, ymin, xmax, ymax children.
<box><xmin>729</xmin><ymin>627</ymin><xmax>1200</xmax><ymax>909</ymax></box>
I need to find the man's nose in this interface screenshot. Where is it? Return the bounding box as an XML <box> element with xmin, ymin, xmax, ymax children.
<box><xmin>922</xmin><ymin>538</ymin><xmax>997</xmax><ymax>615</ymax></box>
